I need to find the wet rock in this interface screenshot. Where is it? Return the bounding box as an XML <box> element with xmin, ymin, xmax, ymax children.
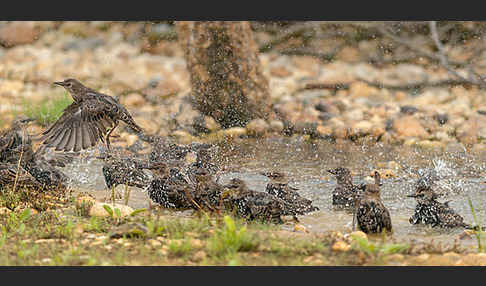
<box><xmin>393</xmin><ymin>115</ymin><xmax>428</xmax><ymax>138</ymax></box>
<box><xmin>332</xmin><ymin>240</ymin><xmax>351</xmax><ymax>252</ymax></box>
<box><xmin>246</xmin><ymin>119</ymin><xmax>269</xmax><ymax>137</ymax></box>
<box><xmin>0</xmin><ymin>22</ymin><xmax>40</xmax><ymax>47</ymax></box>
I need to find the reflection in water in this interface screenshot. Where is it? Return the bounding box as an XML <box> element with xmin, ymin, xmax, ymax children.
<box><xmin>63</xmin><ymin>138</ymin><xmax>486</xmax><ymax>248</ymax></box>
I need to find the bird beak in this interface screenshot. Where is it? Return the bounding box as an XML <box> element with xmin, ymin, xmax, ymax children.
<box><xmin>54</xmin><ymin>81</ymin><xmax>65</xmax><ymax>86</ymax></box>
<box><xmin>407</xmin><ymin>194</ymin><xmax>418</xmax><ymax>198</ymax></box>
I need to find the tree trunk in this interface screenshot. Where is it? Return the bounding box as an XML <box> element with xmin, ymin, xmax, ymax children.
<box><xmin>176</xmin><ymin>21</ymin><xmax>273</xmax><ymax>128</ymax></box>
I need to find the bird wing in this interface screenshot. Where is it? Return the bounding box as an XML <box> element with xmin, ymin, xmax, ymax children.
<box><xmin>40</xmin><ymin>100</ymin><xmax>115</xmax><ymax>152</ymax></box>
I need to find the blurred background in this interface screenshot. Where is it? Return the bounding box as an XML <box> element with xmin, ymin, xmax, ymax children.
<box><xmin>1</xmin><ymin>21</ymin><xmax>486</xmax><ymax>151</ymax></box>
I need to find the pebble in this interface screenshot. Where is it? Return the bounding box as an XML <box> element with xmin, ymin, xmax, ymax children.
<box><xmin>332</xmin><ymin>241</ymin><xmax>351</xmax><ymax>252</ymax></box>
<box><xmin>89</xmin><ymin>202</ymin><xmax>134</xmax><ymax>218</ymax></box>
<box><xmin>246</xmin><ymin>119</ymin><xmax>269</xmax><ymax>137</ymax></box>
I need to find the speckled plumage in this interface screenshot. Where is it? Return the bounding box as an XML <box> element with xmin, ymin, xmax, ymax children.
<box><xmin>261</xmin><ymin>171</ymin><xmax>319</xmax><ymax>216</ymax></box>
<box><xmin>224</xmin><ymin>178</ymin><xmax>298</xmax><ymax>224</ymax></box>
<box><xmin>328</xmin><ymin>167</ymin><xmax>362</xmax><ymax>208</ymax></box>
<box><xmin>40</xmin><ymin>78</ymin><xmax>143</xmax><ymax>152</ymax></box>
<box><xmin>408</xmin><ymin>184</ymin><xmax>468</xmax><ymax>229</ymax></box>
<box><xmin>101</xmin><ymin>153</ymin><xmax>153</xmax><ymax>190</ymax></box>
<box><xmin>355</xmin><ymin>171</ymin><xmax>392</xmax><ymax>234</ymax></box>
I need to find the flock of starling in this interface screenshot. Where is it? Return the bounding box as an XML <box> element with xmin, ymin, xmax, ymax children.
<box><xmin>0</xmin><ymin>78</ymin><xmax>481</xmax><ymax>234</ymax></box>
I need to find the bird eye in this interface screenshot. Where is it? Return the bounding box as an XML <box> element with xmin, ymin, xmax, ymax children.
<box><xmin>66</xmin><ymin>82</ymin><xmax>72</xmax><ymax>88</ymax></box>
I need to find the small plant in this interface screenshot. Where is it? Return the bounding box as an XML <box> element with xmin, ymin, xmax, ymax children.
<box><xmin>5</xmin><ymin>208</ymin><xmax>32</xmax><ymax>235</ymax></box>
<box><xmin>146</xmin><ymin>220</ymin><xmax>165</xmax><ymax>237</ymax></box>
<box><xmin>467</xmin><ymin>197</ymin><xmax>484</xmax><ymax>252</ymax></box>
<box><xmin>168</xmin><ymin>239</ymin><xmax>193</xmax><ymax>257</ymax></box>
<box><xmin>350</xmin><ymin>233</ymin><xmax>409</xmax><ymax>256</ymax></box>
<box><xmin>103</xmin><ymin>204</ymin><xmax>123</xmax><ymax>225</ymax></box>
<box><xmin>56</xmin><ymin>219</ymin><xmax>75</xmax><ymax>240</ymax></box>
<box><xmin>207</xmin><ymin>215</ymin><xmax>257</xmax><ymax>257</ymax></box>
<box><xmin>75</xmin><ymin>199</ymin><xmax>94</xmax><ymax>218</ymax></box>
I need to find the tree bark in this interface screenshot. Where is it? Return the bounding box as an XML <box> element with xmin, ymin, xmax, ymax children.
<box><xmin>176</xmin><ymin>21</ymin><xmax>273</xmax><ymax>128</ymax></box>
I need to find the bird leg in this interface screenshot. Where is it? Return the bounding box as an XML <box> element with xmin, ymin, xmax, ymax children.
<box><xmin>105</xmin><ymin>122</ymin><xmax>119</xmax><ymax>151</ymax></box>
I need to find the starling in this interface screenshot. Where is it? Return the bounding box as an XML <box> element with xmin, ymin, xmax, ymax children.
<box><xmin>20</xmin><ymin>145</ymin><xmax>70</xmax><ymax>190</ymax></box>
<box><xmin>0</xmin><ymin>162</ymin><xmax>43</xmax><ymax>189</ymax></box>
<box><xmin>0</xmin><ymin>116</ymin><xmax>73</xmax><ymax>190</ymax></box>
<box><xmin>147</xmin><ymin>165</ymin><xmax>196</xmax><ymax>210</ymax></box>
<box><xmin>328</xmin><ymin>167</ymin><xmax>363</xmax><ymax>208</ymax></box>
<box><xmin>355</xmin><ymin>171</ymin><xmax>392</xmax><ymax>234</ymax></box>
<box><xmin>40</xmin><ymin>78</ymin><xmax>143</xmax><ymax>152</ymax></box>
<box><xmin>407</xmin><ymin>182</ymin><xmax>469</xmax><ymax>229</ymax></box>
<box><xmin>190</xmin><ymin>167</ymin><xmax>225</xmax><ymax>211</ymax></box>
<box><xmin>0</xmin><ymin>116</ymin><xmax>35</xmax><ymax>164</ymax></box>
<box><xmin>99</xmin><ymin>152</ymin><xmax>154</xmax><ymax>190</ymax></box>
<box><xmin>223</xmin><ymin>178</ymin><xmax>297</xmax><ymax>224</ymax></box>
<box><xmin>260</xmin><ymin>171</ymin><xmax>319</xmax><ymax>216</ymax></box>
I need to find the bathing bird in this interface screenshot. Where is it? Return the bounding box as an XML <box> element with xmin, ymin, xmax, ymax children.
<box><xmin>40</xmin><ymin>78</ymin><xmax>143</xmax><ymax>152</ymax></box>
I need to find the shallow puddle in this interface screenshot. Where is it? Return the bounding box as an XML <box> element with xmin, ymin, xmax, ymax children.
<box><xmin>63</xmin><ymin>138</ymin><xmax>486</xmax><ymax>249</ymax></box>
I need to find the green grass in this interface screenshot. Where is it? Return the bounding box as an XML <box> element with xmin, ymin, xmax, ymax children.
<box><xmin>21</xmin><ymin>92</ymin><xmax>72</xmax><ymax>126</ymax></box>
<box><xmin>207</xmin><ymin>215</ymin><xmax>258</xmax><ymax>257</ymax></box>
<box><xmin>467</xmin><ymin>197</ymin><xmax>484</xmax><ymax>252</ymax></box>
<box><xmin>0</xmin><ymin>188</ymin><xmax>478</xmax><ymax>265</ymax></box>
<box><xmin>350</xmin><ymin>233</ymin><xmax>409</xmax><ymax>256</ymax></box>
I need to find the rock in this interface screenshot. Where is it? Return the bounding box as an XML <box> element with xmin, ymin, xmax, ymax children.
<box><xmin>190</xmin><ymin>239</ymin><xmax>204</xmax><ymax>248</ymax></box>
<box><xmin>269</xmin><ymin>120</ymin><xmax>284</xmax><ymax>133</ymax></box>
<box><xmin>351</xmin><ymin>120</ymin><xmax>373</xmax><ymax>135</ymax></box>
<box><xmin>270</xmin><ymin>66</ymin><xmax>293</xmax><ymax>78</ymax></box>
<box><xmin>393</xmin><ymin>115</ymin><xmax>428</xmax><ymax>138</ymax></box>
<box><xmin>0</xmin><ymin>22</ymin><xmax>40</xmax><ymax>47</ymax></box>
<box><xmin>171</xmin><ymin>130</ymin><xmax>196</xmax><ymax>145</ymax></box>
<box><xmin>316</xmin><ymin>125</ymin><xmax>333</xmax><ymax>137</ymax></box>
<box><xmin>222</xmin><ymin>127</ymin><xmax>247</xmax><ymax>138</ymax></box>
<box><xmin>0</xmin><ymin>80</ymin><xmax>24</xmax><ymax>96</ymax></box>
<box><xmin>400</xmin><ymin>105</ymin><xmax>419</xmax><ymax>115</ymax></box>
<box><xmin>110</xmin><ymin>222</ymin><xmax>148</xmax><ymax>238</ymax></box>
<box><xmin>349</xmin><ymin>82</ymin><xmax>379</xmax><ymax>98</ymax></box>
<box><xmin>348</xmin><ymin>231</ymin><xmax>367</xmax><ymax>241</ymax></box>
<box><xmin>433</xmin><ymin>113</ymin><xmax>449</xmax><ymax>125</ymax></box>
<box><xmin>122</xmin><ymin>93</ymin><xmax>146</xmax><ymax>107</ymax></box>
<box><xmin>148</xmin><ymin>239</ymin><xmax>162</xmax><ymax>247</ymax></box>
<box><xmin>293</xmin><ymin>224</ymin><xmax>309</xmax><ymax>233</ymax></box>
<box><xmin>193</xmin><ymin>250</ymin><xmax>207</xmax><ymax>262</ymax></box>
<box><xmin>89</xmin><ymin>202</ymin><xmax>134</xmax><ymax>218</ymax></box>
<box><xmin>246</xmin><ymin>119</ymin><xmax>269</xmax><ymax>137</ymax></box>
<box><xmin>332</xmin><ymin>241</ymin><xmax>351</xmax><ymax>252</ymax></box>
<box><xmin>416</xmin><ymin>140</ymin><xmax>444</xmax><ymax>149</ymax></box>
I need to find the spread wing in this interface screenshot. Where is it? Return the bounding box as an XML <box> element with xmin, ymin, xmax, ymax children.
<box><xmin>40</xmin><ymin>100</ymin><xmax>115</xmax><ymax>152</ymax></box>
